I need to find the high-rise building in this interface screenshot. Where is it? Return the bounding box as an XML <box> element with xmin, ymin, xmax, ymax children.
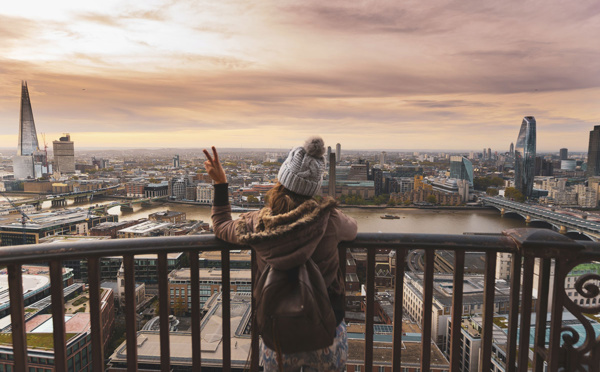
<box><xmin>327</xmin><ymin>146</ymin><xmax>332</xmax><ymax>164</ymax></box>
<box><xmin>488</xmin><ymin>148</ymin><xmax>492</xmax><ymax>160</ymax></box>
<box><xmin>173</xmin><ymin>155</ymin><xmax>180</xmax><ymax>168</ymax></box>
<box><xmin>380</xmin><ymin>151</ymin><xmax>387</xmax><ymax>165</ymax></box>
<box><xmin>53</xmin><ymin>134</ymin><xmax>75</xmax><ymax>174</ymax></box>
<box><xmin>559</xmin><ymin>148</ymin><xmax>568</xmax><ymax>160</ymax></box>
<box><xmin>509</xmin><ymin>143</ymin><xmax>514</xmax><ymax>156</ymax></box>
<box><xmin>515</xmin><ymin>116</ymin><xmax>536</xmax><ymax>197</ymax></box>
<box><xmin>449</xmin><ymin>156</ymin><xmax>474</xmax><ymax>185</ymax></box>
<box><xmin>587</xmin><ymin>126</ymin><xmax>600</xmax><ymax>177</ymax></box>
<box><xmin>482</xmin><ymin>148</ymin><xmax>486</xmax><ymax>160</ymax></box>
<box><xmin>336</xmin><ymin>143</ymin><xmax>341</xmax><ymax>163</ymax></box>
<box><xmin>13</xmin><ymin>81</ymin><xmax>48</xmax><ymax>179</ymax></box>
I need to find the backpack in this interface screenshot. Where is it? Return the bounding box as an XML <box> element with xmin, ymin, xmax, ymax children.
<box><xmin>254</xmin><ymin>258</ymin><xmax>337</xmax><ymax>354</ymax></box>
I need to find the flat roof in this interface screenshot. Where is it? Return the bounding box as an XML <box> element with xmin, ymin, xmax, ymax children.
<box><xmin>118</xmin><ymin>221</ymin><xmax>172</xmax><ymax>234</ymax></box>
<box><xmin>0</xmin><ymin>274</ymin><xmax>50</xmax><ymax>307</ymax></box>
<box><xmin>169</xmin><ymin>268</ymin><xmax>252</xmax><ymax>281</ymax></box>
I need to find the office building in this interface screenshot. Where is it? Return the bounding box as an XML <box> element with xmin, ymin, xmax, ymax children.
<box><xmin>509</xmin><ymin>142</ymin><xmax>514</xmax><ymax>156</ymax></box>
<box><xmin>108</xmin><ymin>292</ymin><xmax>253</xmax><ymax>371</ymax></box>
<box><xmin>13</xmin><ymin>81</ymin><xmax>49</xmax><ymax>179</ymax></box>
<box><xmin>53</xmin><ymin>134</ymin><xmax>75</xmax><ymax>174</ymax></box>
<box><xmin>173</xmin><ymin>154</ymin><xmax>180</xmax><ymax>168</ymax></box>
<box><xmin>560</xmin><ymin>148</ymin><xmax>568</xmax><ymax>160</ymax></box>
<box><xmin>380</xmin><ymin>151</ymin><xmax>387</xmax><ymax>165</ymax></box>
<box><xmin>587</xmin><ymin>125</ymin><xmax>600</xmax><ymax>177</ymax></box>
<box><xmin>449</xmin><ymin>156</ymin><xmax>474</xmax><ymax>184</ymax></box>
<box><xmin>196</xmin><ymin>183</ymin><xmax>214</xmax><ymax>204</ymax></box>
<box><xmin>336</xmin><ymin>143</ymin><xmax>341</xmax><ymax>163</ymax></box>
<box><xmin>327</xmin><ymin>146</ymin><xmax>332</xmax><ymax>163</ymax></box>
<box><xmin>514</xmin><ymin>116</ymin><xmax>536</xmax><ymax>197</ymax></box>
<box><xmin>0</xmin><ymin>209</ymin><xmax>118</xmax><ymax>246</ymax></box>
<box><xmin>169</xmin><ymin>268</ymin><xmax>252</xmax><ymax>311</ymax></box>
<box><xmin>488</xmin><ymin>148</ymin><xmax>492</xmax><ymax>160</ymax></box>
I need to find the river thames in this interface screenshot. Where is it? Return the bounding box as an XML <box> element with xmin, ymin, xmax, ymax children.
<box><xmin>67</xmin><ymin>199</ymin><xmax>526</xmax><ymax>234</ymax></box>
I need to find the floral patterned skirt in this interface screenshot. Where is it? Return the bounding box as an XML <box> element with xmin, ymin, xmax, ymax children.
<box><xmin>261</xmin><ymin>321</ymin><xmax>348</xmax><ymax>372</ymax></box>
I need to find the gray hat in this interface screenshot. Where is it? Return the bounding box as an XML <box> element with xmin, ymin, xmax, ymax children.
<box><xmin>277</xmin><ymin>136</ymin><xmax>326</xmax><ymax>196</ymax></box>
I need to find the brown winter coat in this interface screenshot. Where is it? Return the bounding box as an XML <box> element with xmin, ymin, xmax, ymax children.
<box><xmin>211</xmin><ymin>198</ymin><xmax>358</xmax><ymax>321</ymax></box>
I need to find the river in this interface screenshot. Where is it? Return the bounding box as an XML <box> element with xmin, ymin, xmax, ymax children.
<box><xmin>50</xmin><ymin>198</ymin><xmax>525</xmax><ymax>234</ymax></box>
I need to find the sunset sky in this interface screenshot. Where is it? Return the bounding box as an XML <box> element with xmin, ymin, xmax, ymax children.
<box><xmin>0</xmin><ymin>1</ymin><xmax>599</xmax><ymax>151</ymax></box>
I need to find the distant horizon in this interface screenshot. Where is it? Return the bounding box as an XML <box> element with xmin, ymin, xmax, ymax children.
<box><xmin>0</xmin><ymin>146</ymin><xmax>590</xmax><ymax>154</ymax></box>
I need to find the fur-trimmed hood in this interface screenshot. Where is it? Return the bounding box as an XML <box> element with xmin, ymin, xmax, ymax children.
<box><xmin>235</xmin><ymin>198</ymin><xmax>338</xmax><ymax>270</ymax></box>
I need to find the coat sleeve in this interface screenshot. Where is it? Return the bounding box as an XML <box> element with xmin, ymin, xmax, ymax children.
<box><xmin>331</xmin><ymin>208</ymin><xmax>358</xmax><ymax>242</ymax></box>
<box><xmin>211</xmin><ymin>205</ymin><xmax>246</xmax><ymax>245</ymax></box>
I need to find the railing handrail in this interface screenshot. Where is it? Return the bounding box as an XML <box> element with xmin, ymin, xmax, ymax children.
<box><xmin>0</xmin><ymin>230</ymin><xmax>560</xmax><ymax>264</ymax></box>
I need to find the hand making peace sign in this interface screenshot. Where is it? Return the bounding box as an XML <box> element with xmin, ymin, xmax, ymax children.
<box><xmin>203</xmin><ymin>146</ymin><xmax>227</xmax><ymax>184</ymax></box>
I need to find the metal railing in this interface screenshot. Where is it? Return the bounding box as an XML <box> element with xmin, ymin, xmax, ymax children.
<box><xmin>0</xmin><ymin>228</ymin><xmax>599</xmax><ymax>371</ymax></box>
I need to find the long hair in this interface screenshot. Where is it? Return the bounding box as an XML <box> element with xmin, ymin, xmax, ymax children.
<box><xmin>265</xmin><ymin>182</ymin><xmax>312</xmax><ymax>215</ymax></box>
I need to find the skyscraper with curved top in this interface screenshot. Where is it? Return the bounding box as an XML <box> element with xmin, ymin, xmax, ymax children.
<box><xmin>514</xmin><ymin>116</ymin><xmax>536</xmax><ymax>197</ymax></box>
<box><xmin>13</xmin><ymin>81</ymin><xmax>42</xmax><ymax>179</ymax></box>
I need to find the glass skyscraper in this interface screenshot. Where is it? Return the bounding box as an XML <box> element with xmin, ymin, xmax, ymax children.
<box><xmin>514</xmin><ymin>116</ymin><xmax>536</xmax><ymax>197</ymax></box>
<box><xmin>586</xmin><ymin>125</ymin><xmax>600</xmax><ymax>177</ymax></box>
<box><xmin>450</xmin><ymin>156</ymin><xmax>474</xmax><ymax>185</ymax></box>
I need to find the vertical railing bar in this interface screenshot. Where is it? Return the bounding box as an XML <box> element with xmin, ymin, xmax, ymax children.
<box><xmin>365</xmin><ymin>248</ymin><xmax>375</xmax><ymax>371</ymax></box>
<box><xmin>421</xmin><ymin>249</ymin><xmax>434</xmax><ymax>371</ymax></box>
<box><xmin>88</xmin><ymin>258</ymin><xmax>105</xmax><ymax>371</ymax></box>
<box><xmin>481</xmin><ymin>252</ymin><xmax>497</xmax><ymax>372</ymax></box>
<box><xmin>50</xmin><ymin>260</ymin><xmax>67</xmax><ymax>372</ymax></box>
<box><xmin>7</xmin><ymin>264</ymin><xmax>28</xmax><ymax>371</ymax></box>
<box><xmin>190</xmin><ymin>250</ymin><xmax>202</xmax><ymax>371</ymax></box>
<box><xmin>506</xmin><ymin>251</ymin><xmax>522</xmax><ymax>372</ymax></box>
<box><xmin>533</xmin><ymin>258</ymin><xmax>551</xmax><ymax>372</ymax></box>
<box><xmin>517</xmin><ymin>255</ymin><xmax>535</xmax><ymax>372</ymax></box>
<box><xmin>450</xmin><ymin>250</ymin><xmax>465</xmax><ymax>372</ymax></box>
<box><xmin>250</xmin><ymin>250</ymin><xmax>259</xmax><ymax>372</ymax></box>
<box><xmin>221</xmin><ymin>248</ymin><xmax>231</xmax><ymax>372</ymax></box>
<box><xmin>547</xmin><ymin>258</ymin><xmax>565</xmax><ymax>372</ymax></box>
<box><xmin>392</xmin><ymin>248</ymin><xmax>407</xmax><ymax>372</ymax></box>
<box><xmin>158</xmin><ymin>252</ymin><xmax>171</xmax><ymax>371</ymax></box>
<box><xmin>124</xmin><ymin>254</ymin><xmax>138</xmax><ymax>372</ymax></box>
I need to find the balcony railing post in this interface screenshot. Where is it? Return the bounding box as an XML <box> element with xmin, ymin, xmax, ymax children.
<box><xmin>124</xmin><ymin>254</ymin><xmax>138</xmax><ymax>372</ymax></box>
<box><xmin>158</xmin><ymin>252</ymin><xmax>171</xmax><ymax>371</ymax></box>
<box><xmin>392</xmin><ymin>248</ymin><xmax>407</xmax><ymax>371</ymax></box>
<box><xmin>364</xmin><ymin>248</ymin><xmax>375</xmax><ymax>371</ymax></box>
<box><xmin>547</xmin><ymin>258</ymin><xmax>565</xmax><ymax>372</ymax></box>
<box><xmin>450</xmin><ymin>250</ymin><xmax>465</xmax><ymax>371</ymax></box>
<box><xmin>88</xmin><ymin>257</ymin><xmax>105</xmax><ymax>371</ymax></box>
<box><xmin>189</xmin><ymin>250</ymin><xmax>202</xmax><ymax>371</ymax></box>
<box><xmin>533</xmin><ymin>258</ymin><xmax>551</xmax><ymax>372</ymax></box>
<box><xmin>7</xmin><ymin>264</ymin><xmax>28</xmax><ymax>371</ymax></box>
<box><xmin>221</xmin><ymin>248</ymin><xmax>231</xmax><ymax>372</ymax></box>
<box><xmin>517</xmin><ymin>255</ymin><xmax>535</xmax><ymax>371</ymax></box>
<box><xmin>506</xmin><ymin>251</ymin><xmax>522</xmax><ymax>372</ymax></box>
<box><xmin>420</xmin><ymin>249</ymin><xmax>434</xmax><ymax>371</ymax></box>
<box><xmin>480</xmin><ymin>251</ymin><xmax>497</xmax><ymax>372</ymax></box>
<box><xmin>250</xmin><ymin>250</ymin><xmax>259</xmax><ymax>372</ymax></box>
<box><xmin>50</xmin><ymin>260</ymin><xmax>68</xmax><ymax>372</ymax></box>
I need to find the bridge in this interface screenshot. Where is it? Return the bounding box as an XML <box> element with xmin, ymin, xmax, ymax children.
<box><xmin>90</xmin><ymin>196</ymin><xmax>168</xmax><ymax>213</ymax></box>
<box><xmin>481</xmin><ymin>196</ymin><xmax>600</xmax><ymax>241</ymax></box>
<box><xmin>13</xmin><ymin>186</ymin><xmax>121</xmax><ymax>208</ymax></box>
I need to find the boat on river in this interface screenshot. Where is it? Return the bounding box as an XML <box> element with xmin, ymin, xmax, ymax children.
<box><xmin>380</xmin><ymin>214</ymin><xmax>400</xmax><ymax>219</ymax></box>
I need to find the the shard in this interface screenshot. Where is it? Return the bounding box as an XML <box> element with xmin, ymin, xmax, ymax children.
<box><xmin>13</xmin><ymin>81</ymin><xmax>47</xmax><ymax>179</ymax></box>
<box><xmin>514</xmin><ymin>116</ymin><xmax>536</xmax><ymax>197</ymax></box>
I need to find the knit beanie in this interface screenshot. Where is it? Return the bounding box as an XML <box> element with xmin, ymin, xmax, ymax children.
<box><xmin>277</xmin><ymin>136</ymin><xmax>326</xmax><ymax>196</ymax></box>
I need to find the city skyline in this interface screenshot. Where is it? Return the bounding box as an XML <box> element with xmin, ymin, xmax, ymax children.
<box><xmin>0</xmin><ymin>2</ymin><xmax>599</xmax><ymax>151</ymax></box>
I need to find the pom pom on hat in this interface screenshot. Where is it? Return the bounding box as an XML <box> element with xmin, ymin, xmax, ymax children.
<box><xmin>304</xmin><ymin>136</ymin><xmax>325</xmax><ymax>158</ymax></box>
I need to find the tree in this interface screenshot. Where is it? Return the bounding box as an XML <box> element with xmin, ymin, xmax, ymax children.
<box><xmin>373</xmin><ymin>194</ymin><xmax>390</xmax><ymax>205</ymax></box>
<box><xmin>426</xmin><ymin>195</ymin><xmax>437</xmax><ymax>204</ymax></box>
<box><xmin>247</xmin><ymin>195</ymin><xmax>259</xmax><ymax>203</ymax></box>
<box><xmin>403</xmin><ymin>200</ymin><xmax>412</xmax><ymax>206</ymax></box>
<box><xmin>173</xmin><ymin>297</ymin><xmax>187</xmax><ymax>316</ymax></box>
<box><xmin>504</xmin><ymin>187</ymin><xmax>525</xmax><ymax>202</ymax></box>
<box><xmin>486</xmin><ymin>187</ymin><xmax>499</xmax><ymax>196</ymax></box>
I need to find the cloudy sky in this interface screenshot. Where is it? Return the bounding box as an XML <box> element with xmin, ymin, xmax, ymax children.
<box><xmin>0</xmin><ymin>1</ymin><xmax>599</xmax><ymax>151</ymax></box>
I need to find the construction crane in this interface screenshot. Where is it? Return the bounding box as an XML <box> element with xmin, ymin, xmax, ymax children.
<box><xmin>0</xmin><ymin>190</ymin><xmax>32</xmax><ymax>245</ymax></box>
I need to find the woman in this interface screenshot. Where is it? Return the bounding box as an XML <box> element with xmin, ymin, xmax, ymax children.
<box><xmin>203</xmin><ymin>136</ymin><xmax>357</xmax><ymax>372</ymax></box>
